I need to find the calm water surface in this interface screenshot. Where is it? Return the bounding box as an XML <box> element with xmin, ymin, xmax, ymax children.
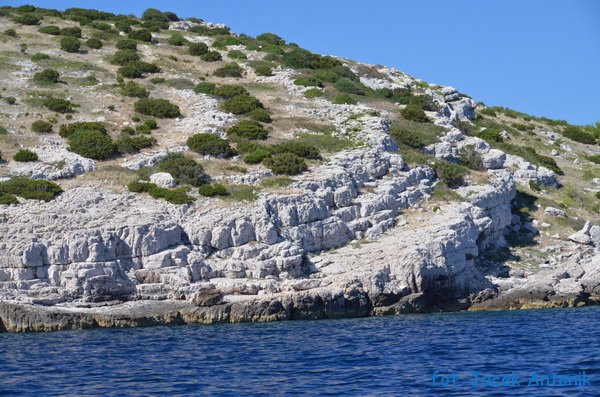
<box><xmin>1</xmin><ymin>307</ymin><xmax>599</xmax><ymax>396</ymax></box>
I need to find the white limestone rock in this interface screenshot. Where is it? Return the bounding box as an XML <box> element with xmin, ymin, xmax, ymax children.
<box><xmin>150</xmin><ymin>172</ymin><xmax>176</xmax><ymax>188</ymax></box>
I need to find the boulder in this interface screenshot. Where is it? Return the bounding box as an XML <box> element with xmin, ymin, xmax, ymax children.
<box><xmin>150</xmin><ymin>172</ymin><xmax>176</xmax><ymax>188</ymax></box>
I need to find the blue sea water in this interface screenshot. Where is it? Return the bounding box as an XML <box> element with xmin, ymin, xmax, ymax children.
<box><xmin>0</xmin><ymin>307</ymin><xmax>599</xmax><ymax>396</ymax></box>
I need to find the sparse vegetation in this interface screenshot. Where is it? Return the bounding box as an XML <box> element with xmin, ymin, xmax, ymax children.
<box><xmin>562</xmin><ymin>126</ymin><xmax>596</xmax><ymax>145</ymax></box>
<box><xmin>333</xmin><ymin>93</ymin><xmax>357</xmax><ymax>105</ymax></box>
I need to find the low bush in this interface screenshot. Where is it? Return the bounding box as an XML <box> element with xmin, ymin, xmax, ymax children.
<box><xmin>458</xmin><ymin>145</ymin><xmax>485</xmax><ymax>170</ymax></box>
<box><xmin>390</xmin><ymin>126</ymin><xmax>426</xmax><ymax>148</ymax></box>
<box><xmin>148</xmin><ymin>184</ymin><xmax>194</xmax><ymax>205</ymax></box>
<box><xmin>116</xmin><ymin>39</ymin><xmax>137</xmax><ymax>51</ymax></box>
<box><xmin>134</xmin><ymin>98</ymin><xmax>180</xmax><ymax>118</ymax></box>
<box><xmin>334</xmin><ymin>78</ymin><xmax>367</xmax><ymax>95</ymax></box>
<box><xmin>248</xmin><ymin>108</ymin><xmax>272</xmax><ymax>123</ymax></box>
<box><xmin>263</xmin><ymin>152</ymin><xmax>308</xmax><ymax>175</ymax></box>
<box><xmin>156</xmin><ymin>153</ymin><xmax>207</xmax><ymax>186</ymax></box>
<box><xmin>227</xmin><ymin>120</ymin><xmax>268</xmax><ymax>140</ymax></box>
<box><xmin>261</xmin><ymin>176</ymin><xmax>293</xmax><ymax>188</ymax></box>
<box><xmin>0</xmin><ymin>177</ymin><xmax>62</xmax><ymax>202</ymax></box>
<box><xmin>86</xmin><ymin>38</ymin><xmax>103</xmax><ymax>49</ymax></box>
<box><xmin>478</xmin><ymin>107</ymin><xmax>497</xmax><ymax>117</ymax></box>
<box><xmin>193</xmin><ymin>82</ymin><xmax>216</xmax><ymax>95</ymax></box>
<box><xmin>188</xmin><ymin>42</ymin><xmax>208</xmax><ymax>56</ymax></box>
<box><xmin>304</xmin><ymin>88</ymin><xmax>324</xmax><ymax>99</ymax></box>
<box><xmin>243</xmin><ymin>147</ymin><xmax>272</xmax><ymax>164</ymax></box>
<box><xmin>43</xmin><ymin>98</ymin><xmax>74</xmax><ymax>113</ymax></box>
<box><xmin>13</xmin><ymin>14</ymin><xmax>40</xmax><ymax>25</ymax></box>
<box><xmin>220</xmin><ymin>95</ymin><xmax>263</xmax><ymax>114</ymax></box>
<box><xmin>0</xmin><ymin>194</ymin><xmax>19</xmax><ymax>205</ymax></box>
<box><xmin>33</xmin><ymin>69</ymin><xmax>60</xmax><ymax>84</ymax></box>
<box><xmin>256</xmin><ymin>32</ymin><xmax>285</xmax><ymax>46</ymax></box>
<box><xmin>121</xmin><ymin>81</ymin><xmax>149</xmax><ymax>97</ymax></box>
<box><xmin>68</xmin><ymin>130</ymin><xmax>116</xmax><ymax>160</ymax></box>
<box><xmin>31</xmin><ymin>53</ymin><xmax>50</xmax><ymax>62</ymax></box>
<box><xmin>110</xmin><ymin>50</ymin><xmax>140</xmax><ymax>65</ymax></box>
<box><xmin>168</xmin><ymin>33</ymin><xmax>187</xmax><ymax>46</ymax></box>
<box><xmin>3</xmin><ymin>28</ymin><xmax>17</xmax><ymax>38</ymax></box>
<box><xmin>214</xmin><ymin>62</ymin><xmax>243</xmax><ymax>78</ymax></box>
<box><xmin>272</xmin><ymin>140</ymin><xmax>320</xmax><ymax>159</ymax></box>
<box><xmin>188</xmin><ymin>24</ymin><xmax>230</xmax><ymax>36</ymax></box>
<box><xmin>118</xmin><ymin>61</ymin><xmax>160</xmax><ymax>78</ymax></box>
<box><xmin>408</xmin><ymin>95</ymin><xmax>437</xmax><ymax>112</ymax></box>
<box><xmin>587</xmin><ymin>155</ymin><xmax>600</xmax><ymax>164</ymax></box>
<box><xmin>60</xmin><ymin>37</ymin><xmax>81</xmax><ymax>53</ymax></box>
<box><xmin>128</xmin><ymin>29</ymin><xmax>152</xmax><ymax>42</ymax></box>
<box><xmin>0</xmin><ymin>126</ymin><xmax>7</xmax><ymax>135</ymax></box>
<box><xmin>38</xmin><ymin>25</ymin><xmax>60</xmax><ymax>35</ymax></box>
<box><xmin>198</xmin><ymin>183</ymin><xmax>228</xmax><ymax>197</ymax></box>
<box><xmin>213</xmin><ymin>85</ymin><xmax>248</xmax><ymax>99</ymax></box>
<box><xmin>333</xmin><ymin>93</ymin><xmax>357</xmax><ymax>105</ymax></box>
<box><xmin>253</xmin><ymin>64</ymin><xmax>273</xmax><ymax>76</ymax></box>
<box><xmin>59</xmin><ymin>121</ymin><xmax>106</xmax><ymax>138</ymax></box>
<box><xmin>90</xmin><ymin>21</ymin><xmax>111</xmax><ymax>31</ymax></box>
<box><xmin>13</xmin><ymin>149</ymin><xmax>39</xmax><ymax>162</ymax></box>
<box><xmin>31</xmin><ymin>120</ymin><xmax>53</xmax><ymax>133</ymax></box>
<box><xmin>228</xmin><ymin>50</ymin><xmax>246</xmax><ymax>60</ymax></box>
<box><xmin>163</xmin><ymin>78</ymin><xmax>195</xmax><ymax>90</ymax></box>
<box><xmin>563</xmin><ymin>126</ymin><xmax>596</xmax><ymax>145</ymax></box>
<box><xmin>294</xmin><ymin>76</ymin><xmax>323</xmax><ymax>87</ymax></box>
<box><xmin>60</xmin><ymin>27</ymin><xmax>82</xmax><ymax>38</ymax></box>
<box><xmin>115</xmin><ymin>20</ymin><xmax>133</xmax><ymax>33</ymax></box>
<box><xmin>116</xmin><ymin>135</ymin><xmax>156</xmax><ymax>154</ymax></box>
<box><xmin>401</xmin><ymin>104</ymin><xmax>428</xmax><ymax>122</ymax></box>
<box><xmin>143</xmin><ymin>119</ymin><xmax>158</xmax><ymax>130</ymax></box>
<box><xmin>4</xmin><ymin>97</ymin><xmax>16</xmax><ymax>105</ymax></box>
<box><xmin>432</xmin><ymin>161</ymin><xmax>467</xmax><ymax>188</ymax></box>
<box><xmin>201</xmin><ymin>51</ymin><xmax>222</xmax><ymax>62</ymax></box>
<box><xmin>187</xmin><ymin>133</ymin><xmax>236</xmax><ymax>157</ymax></box>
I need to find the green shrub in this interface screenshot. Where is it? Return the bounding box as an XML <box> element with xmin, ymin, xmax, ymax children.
<box><xmin>587</xmin><ymin>155</ymin><xmax>600</xmax><ymax>164</ymax></box>
<box><xmin>156</xmin><ymin>153</ymin><xmax>207</xmax><ymax>186</ymax></box>
<box><xmin>86</xmin><ymin>38</ymin><xmax>103</xmax><ymax>49</ymax></box>
<box><xmin>134</xmin><ymin>98</ymin><xmax>180</xmax><ymax>118</ymax></box>
<box><xmin>118</xmin><ymin>61</ymin><xmax>160</xmax><ymax>78</ymax></box>
<box><xmin>214</xmin><ymin>62</ymin><xmax>243</xmax><ymax>78</ymax></box>
<box><xmin>38</xmin><ymin>25</ymin><xmax>60</xmax><ymax>35</ymax></box>
<box><xmin>0</xmin><ymin>194</ymin><xmax>19</xmax><ymax>205</ymax></box>
<box><xmin>401</xmin><ymin>104</ymin><xmax>428</xmax><ymax>122</ymax></box>
<box><xmin>220</xmin><ymin>95</ymin><xmax>263</xmax><ymax>114</ymax></box>
<box><xmin>201</xmin><ymin>51</ymin><xmax>222</xmax><ymax>62</ymax></box>
<box><xmin>458</xmin><ymin>145</ymin><xmax>484</xmax><ymax>170</ymax></box>
<box><xmin>0</xmin><ymin>126</ymin><xmax>7</xmax><ymax>135</ymax></box>
<box><xmin>236</xmin><ymin>140</ymin><xmax>269</xmax><ymax>154</ymax></box>
<box><xmin>31</xmin><ymin>120</ymin><xmax>53</xmax><ymax>133</ymax></box>
<box><xmin>256</xmin><ymin>32</ymin><xmax>285</xmax><ymax>45</ymax></box>
<box><xmin>31</xmin><ymin>53</ymin><xmax>50</xmax><ymax>62</ymax></box>
<box><xmin>90</xmin><ymin>21</ymin><xmax>111</xmax><ymax>31</ymax></box>
<box><xmin>168</xmin><ymin>33</ymin><xmax>187</xmax><ymax>46</ymax></box>
<box><xmin>128</xmin><ymin>29</ymin><xmax>152</xmax><ymax>42</ymax></box>
<box><xmin>193</xmin><ymin>82</ymin><xmax>216</xmax><ymax>95</ymax></box>
<box><xmin>3</xmin><ymin>28</ymin><xmax>17</xmax><ymax>38</ymax></box>
<box><xmin>33</xmin><ymin>69</ymin><xmax>60</xmax><ymax>84</ymax></box>
<box><xmin>60</xmin><ymin>37</ymin><xmax>81</xmax><ymax>53</ymax></box>
<box><xmin>478</xmin><ymin>108</ymin><xmax>497</xmax><ymax>117</ymax></box>
<box><xmin>432</xmin><ymin>161</ymin><xmax>467</xmax><ymax>188</ymax></box>
<box><xmin>143</xmin><ymin>119</ymin><xmax>158</xmax><ymax>130</ymax></box>
<box><xmin>563</xmin><ymin>126</ymin><xmax>596</xmax><ymax>145</ymax></box>
<box><xmin>116</xmin><ymin>39</ymin><xmax>137</xmax><ymax>51</ymax></box>
<box><xmin>189</xmin><ymin>42</ymin><xmax>209</xmax><ymax>56</ymax></box>
<box><xmin>282</xmin><ymin>48</ymin><xmax>314</xmax><ymax>69</ymax></box>
<box><xmin>0</xmin><ymin>177</ymin><xmax>62</xmax><ymax>202</ymax></box>
<box><xmin>13</xmin><ymin>14</ymin><xmax>40</xmax><ymax>25</ymax></box>
<box><xmin>128</xmin><ymin>180</ymin><xmax>152</xmax><ymax>193</ymax></box>
<box><xmin>227</xmin><ymin>120</ymin><xmax>268</xmax><ymax>140</ymax></box>
<box><xmin>334</xmin><ymin>78</ymin><xmax>367</xmax><ymax>95</ymax></box>
<box><xmin>59</xmin><ymin>122</ymin><xmax>106</xmax><ymax>138</ymax></box>
<box><xmin>68</xmin><ymin>130</ymin><xmax>116</xmax><ymax>160</ymax></box>
<box><xmin>43</xmin><ymin>98</ymin><xmax>74</xmax><ymax>113</ymax></box>
<box><xmin>198</xmin><ymin>183</ymin><xmax>228</xmax><ymax>197</ymax></box>
<box><xmin>189</xmin><ymin>24</ymin><xmax>231</xmax><ymax>36</ymax></box>
<box><xmin>390</xmin><ymin>127</ymin><xmax>426</xmax><ymax>148</ymax></box>
<box><xmin>148</xmin><ymin>185</ymin><xmax>194</xmax><ymax>204</ymax></box>
<box><xmin>121</xmin><ymin>81</ymin><xmax>149</xmax><ymax>98</ymax></box>
<box><xmin>4</xmin><ymin>97</ymin><xmax>16</xmax><ymax>105</ymax></box>
<box><xmin>116</xmin><ymin>135</ymin><xmax>156</xmax><ymax>154</ymax></box>
<box><xmin>60</xmin><ymin>27</ymin><xmax>82</xmax><ymax>38</ymax></box>
<box><xmin>294</xmin><ymin>76</ymin><xmax>323</xmax><ymax>87</ymax></box>
<box><xmin>110</xmin><ymin>49</ymin><xmax>141</xmax><ymax>65</ymax></box>
<box><xmin>115</xmin><ymin>20</ymin><xmax>133</xmax><ymax>33</ymax></box>
<box><xmin>13</xmin><ymin>149</ymin><xmax>38</xmax><ymax>162</ymax></box>
<box><xmin>333</xmin><ymin>93</ymin><xmax>357</xmax><ymax>105</ymax></box>
<box><xmin>253</xmin><ymin>64</ymin><xmax>273</xmax><ymax>77</ymax></box>
<box><xmin>408</xmin><ymin>95</ymin><xmax>437</xmax><ymax>111</ymax></box>
<box><xmin>304</xmin><ymin>88</ymin><xmax>324</xmax><ymax>99</ymax></box>
<box><xmin>248</xmin><ymin>108</ymin><xmax>272</xmax><ymax>123</ymax></box>
<box><xmin>213</xmin><ymin>85</ymin><xmax>248</xmax><ymax>98</ymax></box>
<box><xmin>187</xmin><ymin>134</ymin><xmax>236</xmax><ymax>157</ymax></box>
<box><xmin>263</xmin><ymin>153</ymin><xmax>308</xmax><ymax>175</ymax></box>
<box><xmin>228</xmin><ymin>50</ymin><xmax>247</xmax><ymax>60</ymax></box>
<box><xmin>243</xmin><ymin>148</ymin><xmax>272</xmax><ymax>164</ymax></box>
<box><xmin>272</xmin><ymin>140</ymin><xmax>320</xmax><ymax>159</ymax></box>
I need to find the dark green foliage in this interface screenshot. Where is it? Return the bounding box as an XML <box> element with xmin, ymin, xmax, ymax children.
<box><xmin>141</xmin><ymin>8</ymin><xmax>173</xmax><ymax>29</ymax></box>
<box><xmin>121</xmin><ymin>81</ymin><xmax>149</xmax><ymax>98</ymax></box>
<box><xmin>60</xmin><ymin>37</ymin><xmax>81</xmax><ymax>53</ymax></box>
<box><xmin>334</xmin><ymin>78</ymin><xmax>368</xmax><ymax>95</ymax></box>
<box><xmin>187</xmin><ymin>134</ymin><xmax>236</xmax><ymax>157</ymax></box>
<box><xmin>263</xmin><ymin>153</ymin><xmax>308</xmax><ymax>175</ymax></box>
<box><xmin>31</xmin><ymin>120</ymin><xmax>53</xmax><ymax>133</ymax></box>
<box><xmin>333</xmin><ymin>93</ymin><xmax>356</xmax><ymax>105</ymax></box>
<box><xmin>201</xmin><ymin>51</ymin><xmax>222</xmax><ymax>62</ymax></box>
<box><xmin>477</xmin><ymin>127</ymin><xmax>505</xmax><ymax>143</ymax></box>
<box><xmin>0</xmin><ymin>126</ymin><xmax>8</xmax><ymax>135</ymax></box>
<box><xmin>134</xmin><ymin>98</ymin><xmax>180</xmax><ymax>118</ymax></box>
<box><xmin>282</xmin><ymin>48</ymin><xmax>313</xmax><ymax>69</ymax></box>
<box><xmin>59</xmin><ymin>121</ymin><xmax>106</xmax><ymax>138</ymax></box>
<box><xmin>128</xmin><ymin>29</ymin><xmax>152</xmax><ymax>42</ymax></box>
<box><xmin>228</xmin><ymin>50</ymin><xmax>246</xmax><ymax>60</ymax></box>
<box><xmin>586</xmin><ymin>155</ymin><xmax>600</xmax><ymax>164</ymax></box>
<box><xmin>86</xmin><ymin>38</ymin><xmax>103</xmax><ymax>49</ymax></box>
<box><xmin>193</xmin><ymin>82</ymin><xmax>216</xmax><ymax>95</ymax></box>
<box><xmin>114</xmin><ymin>20</ymin><xmax>133</xmax><ymax>33</ymax></box>
<box><xmin>248</xmin><ymin>108</ymin><xmax>272</xmax><ymax>123</ymax></box>
<box><xmin>156</xmin><ymin>153</ymin><xmax>207</xmax><ymax>186</ymax></box>
<box><xmin>198</xmin><ymin>183</ymin><xmax>228</xmax><ymax>197</ymax></box>
<box><xmin>313</xmin><ymin>65</ymin><xmax>357</xmax><ymax>82</ymax></box>
<box><xmin>478</xmin><ymin>107</ymin><xmax>497</xmax><ymax>117</ymax></box>
<box><xmin>390</xmin><ymin>126</ymin><xmax>426</xmax><ymax>148</ymax></box>
<box><xmin>168</xmin><ymin>33</ymin><xmax>187</xmax><ymax>46</ymax></box>
<box><xmin>256</xmin><ymin>32</ymin><xmax>285</xmax><ymax>45</ymax></box>
<box><xmin>272</xmin><ymin>140</ymin><xmax>320</xmax><ymax>159</ymax></box>
<box><xmin>0</xmin><ymin>177</ymin><xmax>62</xmax><ymax>202</ymax></box>
<box><xmin>143</xmin><ymin>119</ymin><xmax>158</xmax><ymax>130</ymax></box>
<box><xmin>253</xmin><ymin>64</ymin><xmax>272</xmax><ymax>76</ymax></box>
<box><xmin>110</xmin><ymin>49</ymin><xmax>140</xmax><ymax>65</ymax></box>
<box><xmin>129</xmin><ymin>181</ymin><xmax>193</xmax><ymax>204</ymax></box>
<box><xmin>127</xmin><ymin>180</ymin><xmax>151</xmax><ymax>193</ymax></box>
<box><xmin>13</xmin><ymin>149</ymin><xmax>38</xmax><ymax>162</ymax></box>
<box><xmin>563</xmin><ymin>126</ymin><xmax>596</xmax><ymax>145</ymax></box>
<box><xmin>3</xmin><ymin>29</ymin><xmax>17</xmax><ymax>38</ymax></box>
<box><xmin>304</xmin><ymin>88</ymin><xmax>323</xmax><ymax>99</ymax></box>
<box><xmin>33</xmin><ymin>68</ymin><xmax>59</xmax><ymax>84</ymax></box>
<box><xmin>115</xmin><ymin>39</ymin><xmax>137</xmax><ymax>51</ymax></box>
<box><xmin>43</xmin><ymin>98</ymin><xmax>74</xmax><ymax>113</ymax></box>
<box><xmin>188</xmin><ymin>24</ymin><xmax>231</xmax><ymax>36</ymax></box>
<box><xmin>213</xmin><ymin>62</ymin><xmax>244</xmax><ymax>77</ymax></box>
<box><xmin>408</xmin><ymin>95</ymin><xmax>437</xmax><ymax>111</ymax></box>
<box><xmin>4</xmin><ymin>97</ymin><xmax>16</xmax><ymax>105</ymax></box>
<box><xmin>236</xmin><ymin>140</ymin><xmax>269</xmax><ymax>154</ymax></box>
<box><xmin>188</xmin><ymin>42</ymin><xmax>209</xmax><ymax>56</ymax></box>
<box><xmin>220</xmin><ymin>95</ymin><xmax>263</xmax><ymax>114</ymax></box>
<box><xmin>38</xmin><ymin>25</ymin><xmax>60</xmax><ymax>35</ymax></box>
<box><xmin>212</xmin><ymin>35</ymin><xmax>245</xmax><ymax>49</ymax></box>
<box><xmin>13</xmin><ymin>14</ymin><xmax>40</xmax><ymax>25</ymax></box>
<box><xmin>375</xmin><ymin>87</ymin><xmax>414</xmax><ymax>104</ymax></box>
<box><xmin>243</xmin><ymin>148</ymin><xmax>272</xmax><ymax>164</ymax></box>
<box><xmin>213</xmin><ymin>85</ymin><xmax>248</xmax><ymax>98</ymax></box>
<box><xmin>227</xmin><ymin>120</ymin><xmax>268</xmax><ymax>140</ymax></box>
<box><xmin>31</xmin><ymin>53</ymin><xmax>50</xmax><ymax>61</ymax></box>
<box><xmin>60</xmin><ymin>27</ymin><xmax>82</xmax><ymax>38</ymax></box>
<box><xmin>67</xmin><ymin>130</ymin><xmax>116</xmax><ymax>160</ymax></box>
<box><xmin>63</xmin><ymin>7</ymin><xmax>114</xmax><ymax>22</ymax></box>
<box><xmin>294</xmin><ymin>76</ymin><xmax>323</xmax><ymax>87</ymax></box>
<box><xmin>0</xmin><ymin>194</ymin><xmax>19</xmax><ymax>205</ymax></box>
<box><xmin>401</xmin><ymin>104</ymin><xmax>428</xmax><ymax>122</ymax></box>
<box><xmin>458</xmin><ymin>145</ymin><xmax>484</xmax><ymax>170</ymax></box>
<box><xmin>116</xmin><ymin>135</ymin><xmax>156</xmax><ymax>154</ymax></box>
<box><xmin>432</xmin><ymin>161</ymin><xmax>467</xmax><ymax>188</ymax></box>
<box><xmin>118</xmin><ymin>61</ymin><xmax>160</xmax><ymax>78</ymax></box>
<box><xmin>89</xmin><ymin>21</ymin><xmax>111</xmax><ymax>31</ymax></box>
